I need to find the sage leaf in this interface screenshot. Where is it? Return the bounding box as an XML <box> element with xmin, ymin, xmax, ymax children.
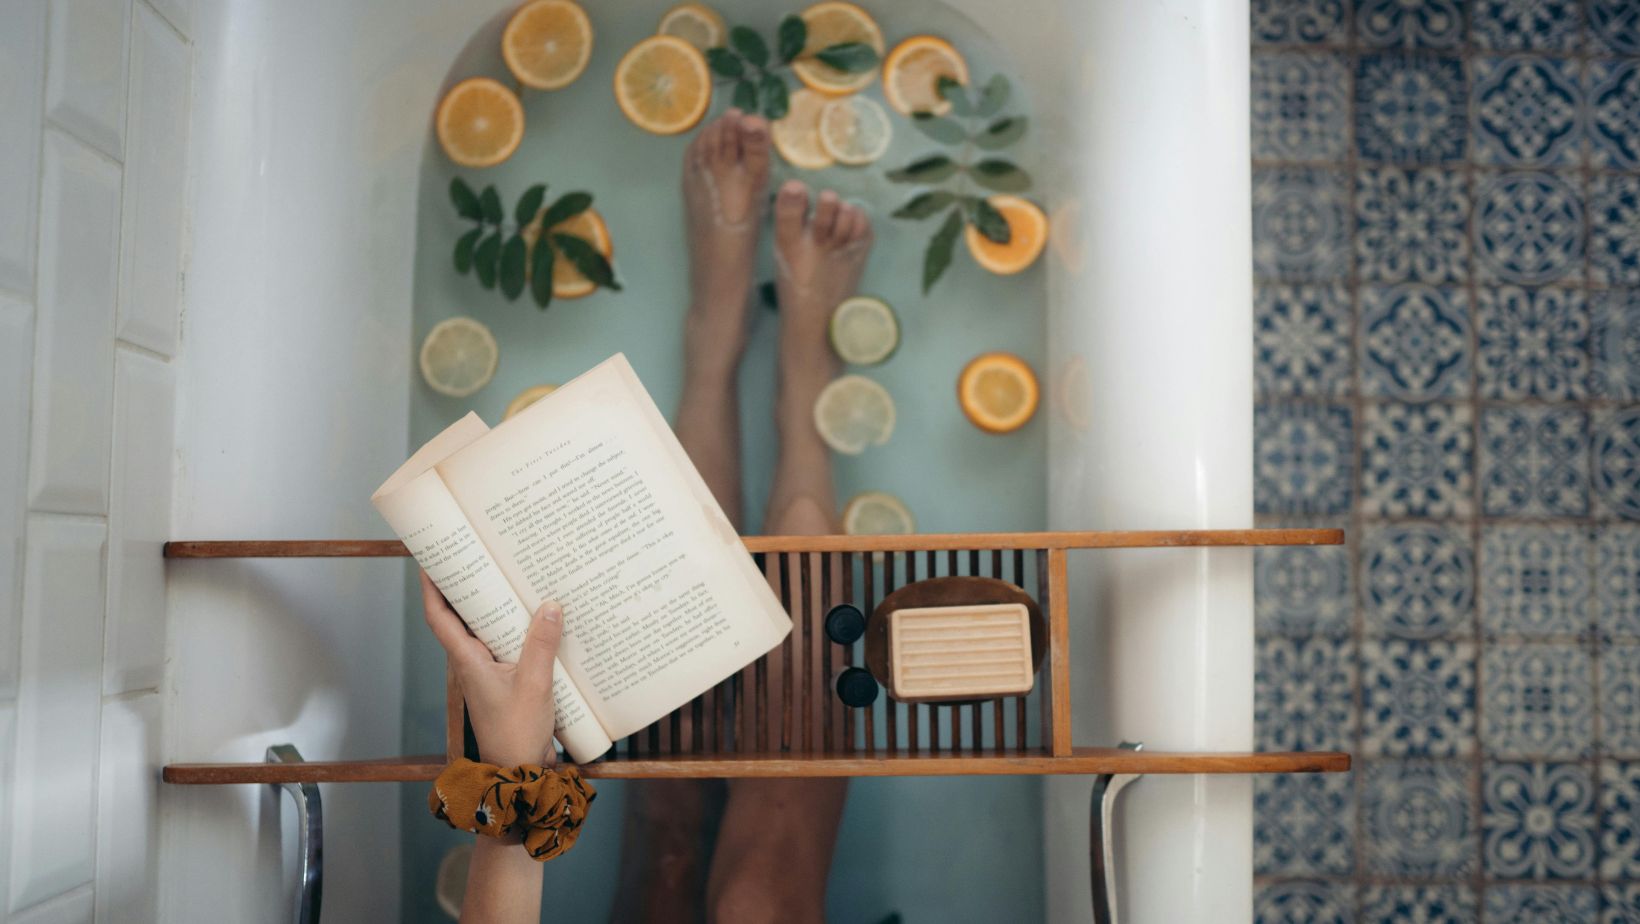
<box><xmin>479</xmin><ymin>186</ymin><xmax>503</xmax><ymax>224</ymax></box>
<box><xmin>969</xmin><ymin>197</ymin><xmax>1012</xmax><ymax>244</ymax></box>
<box><xmin>530</xmin><ymin>236</ymin><xmax>555</xmax><ymax>309</ymax></box>
<box><xmin>474</xmin><ymin>231</ymin><xmax>501</xmax><ymax>289</ymax></box>
<box><xmin>815</xmin><ymin>41</ymin><xmax>878</xmax><ymax>74</ymax></box>
<box><xmin>777</xmin><ymin>15</ymin><xmax>806</xmax><ymax>63</ymax></box>
<box><xmin>454</xmin><ymin>226</ymin><xmax>483</xmax><ymax>273</ymax></box>
<box><xmin>970</xmin><ymin>158</ymin><xmax>1032</xmax><ymax>192</ymax></box>
<box><xmin>973</xmin><ymin>116</ymin><xmax>1027</xmax><ymax>150</ymax></box>
<box><xmin>552</xmin><ymin>233</ymin><xmax>622</xmax><ymax>291</ymax></box>
<box><xmin>730</xmin><ymin>25</ymin><xmax>768</xmax><ymax>67</ymax></box>
<box><xmin>910</xmin><ymin>112</ymin><xmax>968</xmax><ymax>145</ymax></box>
<box><xmin>759</xmin><ymin>73</ymin><xmax>789</xmax><ymax>120</ymax></box>
<box><xmin>975</xmin><ymin>74</ymin><xmax>1011</xmax><ymax>118</ymax></box>
<box><xmin>923</xmin><ymin>208</ymin><xmax>963</xmax><ymax>294</ymax></box>
<box><xmin>707</xmin><ymin>47</ymin><xmax>744</xmax><ymax>78</ymax></box>
<box><xmin>540</xmin><ymin>191</ymin><xmax>593</xmax><ymax>228</ymax></box>
<box><xmin>936</xmin><ymin>76</ymin><xmax>972</xmax><ymax>117</ymax></box>
<box><xmin>499</xmin><ymin>234</ymin><xmax>527</xmax><ymax>299</ymax></box>
<box><xmin>886</xmin><ymin>154</ymin><xmax>958</xmax><ymax>183</ymax></box>
<box><xmin>514</xmin><ymin>183</ymin><xmax>546</xmax><ymax>226</ymax></box>
<box><xmin>893</xmin><ymin>190</ymin><xmax>957</xmax><ymax>219</ymax></box>
<box><xmin>732</xmin><ymin>78</ymin><xmax>759</xmax><ymax>112</ymax></box>
<box><xmin>450</xmin><ymin>177</ymin><xmax>482</xmax><ymax>220</ymax></box>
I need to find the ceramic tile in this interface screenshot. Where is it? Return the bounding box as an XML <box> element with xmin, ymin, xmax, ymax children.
<box><xmin>1253</xmin><ymin>51</ymin><xmax>1350</xmax><ymax>161</ymax></box>
<box><xmin>104</xmin><ymin>349</ymin><xmax>172</xmax><ymax>694</ymax></box>
<box><xmin>1362</xmin><ymin>759</ymin><xmax>1475</xmax><ymax>877</ymax></box>
<box><xmin>1471</xmin><ymin>0</ymin><xmax>1580</xmax><ymax>50</ymax></box>
<box><xmin>1589</xmin><ymin>59</ymin><xmax>1640</xmax><ymax>170</ymax></box>
<box><xmin>1361</xmin><ymin>521</ymin><xmax>1475</xmax><ymax>639</ymax></box>
<box><xmin>1256</xmin><ymin>402</ymin><xmax>1355</xmax><ymax>516</ymax></box>
<box><xmin>0</xmin><ymin>0</ymin><xmax>46</xmax><ymax>295</ymax></box>
<box><xmin>1255</xmin><ymin>879</ymin><xmax>1354</xmax><ymax>924</ymax></box>
<box><xmin>0</xmin><ymin>300</ymin><xmax>32</xmax><ymax>699</ymax></box>
<box><xmin>1256</xmin><ymin>283</ymin><xmax>1353</xmax><ymax>397</ymax></box>
<box><xmin>117</xmin><ymin>4</ymin><xmax>188</xmax><ymax>357</ymax></box>
<box><xmin>1355</xmin><ymin>0</ymin><xmax>1465</xmax><ymax>47</ymax></box>
<box><xmin>1361</xmin><ymin>402</ymin><xmax>1474</xmax><ymax>518</ymax></box>
<box><xmin>94</xmin><ymin>694</ymin><xmax>159</xmax><ymax>924</ymax></box>
<box><xmin>1480</xmin><ymin>405</ymin><xmax>1589</xmax><ymax>518</ymax></box>
<box><xmin>8</xmin><ymin>516</ymin><xmax>105</xmax><ymax>913</ymax></box>
<box><xmin>1475</xmin><ymin>286</ymin><xmax>1587</xmax><ymax>401</ymax></box>
<box><xmin>1359</xmin><ymin>285</ymin><xmax>1471</xmax><ymax>398</ymax></box>
<box><xmin>1482</xmin><ymin>643</ymin><xmax>1594</xmax><ymax>758</ymax></box>
<box><xmin>1590</xmin><ymin>174</ymin><xmax>1640</xmax><ymax>288</ymax></box>
<box><xmin>1602</xmin><ymin>645</ymin><xmax>1640</xmax><ymax>755</ymax></box>
<box><xmin>1590</xmin><ymin>290</ymin><xmax>1640</xmax><ymax>401</ymax></box>
<box><xmin>1480</xmin><ymin>525</ymin><xmax>1593</xmax><ymax>638</ymax></box>
<box><xmin>1361</xmin><ymin>638</ymin><xmax>1475</xmax><ymax>756</ymax></box>
<box><xmin>1471</xmin><ymin>56</ymin><xmax>1582</xmax><ymax>167</ymax></box>
<box><xmin>28</xmin><ymin>131</ymin><xmax>120</xmax><ymax>517</ymax></box>
<box><xmin>1256</xmin><ymin>635</ymin><xmax>1355</xmax><ymax>752</ymax></box>
<box><xmin>1602</xmin><ymin>761</ymin><xmax>1640</xmax><ymax>879</ymax></box>
<box><xmin>1597</xmin><ymin>525</ymin><xmax>1640</xmax><ymax>639</ymax></box>
<box><xmin>1484</xmin><ymin>885</ymin><xmax>1598</xmax><ymax>923</ymax></box>
<box><xmin>1593</xmin><ymin>408</ymin><xmax>1640</xmax><ymax>520</ymax></box>
<box><xmin>1255</xmin><ymin>771</ymin><xmax>1355</xmax><ymax>875</ymax></box>
<box><xmin>1604</xmin><ymin>883</ymin><xmax>1640</xmax><ymax>924</ymax></box>
<box><xmin>1588</xmin><ymin>0</ymin><xmax>1640</xmax><ymax>54</ymax></box>
<box><xmin>1482</xmin><ymin>761</ymin><xmax>1596</xmax><ymax>879</ymax></box>
<box><xmin>1361</xmin><ymin>884</ymin><xmax>1477</xmax><ymax>923</ymax></box>
<box><xmin>1355</xmin><ymin>53</ymin><xmax>1467</xmax><ymax>163</ymax></box>
<box><xmin>44</xmin><ymin>0</ymin><xmax>131</xmax><ymax>160</ymax></box>
<box><xmin>1253</xmin><ymin>0</ymin><xmax>1351</xmax><ymax>43</ymax></box>
<box><xmin>1253</xmin><ymin>167</ymin><xmax>1350</xmax><ymax>281</ymax></box>
<box><xmin>1354</xmin><ymin>167</ymin><xmax>1469</xmax><ymax>285</ymax></box>
<box><xmin>1474</xmin><ymin>171</ymin><xmax>1583</xmax><ymax>285</ymax></box>
<box><xmin>1256</xmin><ymin>543</ymin><xmax>1353</xmax><ymax>636</ymax></box>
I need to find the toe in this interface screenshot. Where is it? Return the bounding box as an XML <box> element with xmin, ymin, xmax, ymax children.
<box><xmin>740</xmin><ymin>116</ymin><xmax>770</xmax><ymax>176</ymax></box>
<box><xmin>844</xmin><ymin>205</ymin><xmax>873</xmax><ymax>246</ymax></box>
<box><xmin>813</xmin><ymin>190</ymin><xmax>841</xmax><ymax>243</ymax></box>
<box><xmin>721</xmin><ymin>109</ymin><xmax>743</xmax><ymax>162</ymax></box>
<box><xmin>774</xmin><ymin>179</ymin><xmax>809</xmax><ymax>250</ymax></box>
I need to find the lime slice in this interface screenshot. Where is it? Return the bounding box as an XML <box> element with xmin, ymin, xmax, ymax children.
<box><xmin>828</xmin><ymin>296</ymin><xmax>899</xmax><ymax>366</ymax></box>
<box><xmin>435</xmin><ymin>842</ymin><xmax>472</xmax><ymax>918</ymax></box>
<box><xmin>813</xmin><ymin>374</ymin><xmax>895</xmax><ymax>454</ymax></box>
<box><xmin>420</xmin><ymin>317</ymin><xmax>498</xmax><ymax>398</ymax></box>
<box><xmin>842</xmin><ymin>491</ymin><xmax>915</xmax><ymax>535</ymax></box>
<box><xmin>817</xmin><ymin>95</ymin><xmax>892</xmax><ymax>166</ymax></box>
<box><xmin>504</xmin><ymin>383</ymin><xmax>558</xmax><ymax>420</ymax></box>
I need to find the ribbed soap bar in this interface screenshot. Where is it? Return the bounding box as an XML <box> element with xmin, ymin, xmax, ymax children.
<box><xmin>886</xmin><ymin>603</ymin><xmax>1034</xmax><ymax>702</ymax></box>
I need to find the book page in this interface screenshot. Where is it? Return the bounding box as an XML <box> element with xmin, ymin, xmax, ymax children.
<box><xmin>435</xmin><ymin>354</ymin><xmax>791</xmax><ymax>742</ymax></box>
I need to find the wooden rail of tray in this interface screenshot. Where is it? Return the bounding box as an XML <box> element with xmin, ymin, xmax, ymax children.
<box><xmin>161</xmin><ymin>529</ymin><xmax>1349</xmax><ymax>785</ymax></box>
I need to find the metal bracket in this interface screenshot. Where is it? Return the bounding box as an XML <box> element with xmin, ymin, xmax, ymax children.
<box><xmin>266</xmin><ymin>744</ymin><xmax>323</xmax><ymax>924</ymax></box>
<box><xmin>1090</xmin><ymin>741</ymin><xmax>1144</xmax><ymax>924</ymax></box>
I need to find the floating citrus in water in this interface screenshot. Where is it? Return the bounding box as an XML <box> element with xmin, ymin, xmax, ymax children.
<box><xmin>882</xmin><ymin>35</ymin><xmax>968</xmax><ymax>116</ymax></box>
<box><xmin>420</xmin><ymin>317</ymin><xmax>499</xmax><ymax>398</ymax></box>
<box><xmin>502</xmin><ymin>0</ymin><xmax>594</xmax><ymax>90</ymax></box>
<box><xmin>504</xmin><ymin>383</ymin><xmax>559</xmax><ymax>419</ymax></box>
<box><xmin>771</xmin><ymin>87</ymin><xmax>835</xmax><ymax>169</ymax></box>
<box><xmin>842</xmin><ymin>491</ymin><xmax>915</xmax><ymax>535</ymax></box>
<box><xmin>828</xmin><ymin>296</ymin><xmax>899</xmax><ymax>365</ymax></box>
<box><xmin>790</xmin><ymin>2</ymin><xmax>884</xmax><ymax>96</ymax></box>
<box><xmin>657</xmin><ymin>3</ymin><xmax>725</xmax><ymax>50</ymax></box>
<box><xmin>958</xmin><ymin>352</ymin><xmax>1038</xmax><ymax>434</ymax></box>
<box><xmin>813</xmin><ymin>374</ymin><xmax>895</xmax><ymax>454</ymax></box>
<box><xmin>613</xmin><ymin>35</ymin><xmax>712</xmax><ymax>135</ymax></box>
<box><xmin>817</xmin><ymin>95</ymin><xmax>892</xmax><ymax>165</ymax></box>
<box><xmin>964</xmin><ymin>195</ymin><xmax>1048</xmax><ymax>275</ymax></box>
<box><xmin>523</xmin><ymin>206</ymin><xmax>613</xmax><ymax>299</ymax></box>
<box><xmin>435</xmin><ymin>78</ymin><xmax>525</xmax><ymax>168</ymax></box>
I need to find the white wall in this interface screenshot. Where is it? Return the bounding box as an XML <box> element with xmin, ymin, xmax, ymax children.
<box><xmin>1</xmin><ymin>0</ymin><xmax>191</xmax><ymax>921</ymax></box>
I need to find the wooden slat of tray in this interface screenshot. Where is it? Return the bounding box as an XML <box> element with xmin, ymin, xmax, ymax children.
<box><xmin>163</xmin><ymin>748</ymin><xmax>1349</xmax><ymax>784</ymax></box>
<box><xmin>163</xmin><ymin>528</ymin><xmax>1343</xmax><ymax>559</ymax></box>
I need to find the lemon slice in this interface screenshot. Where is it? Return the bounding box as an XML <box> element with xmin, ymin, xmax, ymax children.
<box><xmin>502</xmin><ymin>0</ymin><xmax>594</xmax><ymax>90</ymax></box>
<box><xmin>420</xmin><ymin>317</ymin><xmax>498</xmax><ymax>398</ymax></box>
<box><xmin>435</xmin><ymin>842</ymin><xmax>472</xmax><ymax>918</ymax></box>
<box><xmin>771</xmin><ymin>87</ymin><xmax>835</xmax><ymax>170</ymax></box>
<box><xmin>817</xmin><ymin>95</ymin><xmax>892</xmax><ymax>166</ymax></box>
<box><xmin>828</xmin><ymin>296</ymin><xmax>898</xmax><ymax>365</ymax></box>
<box><xmin>657</xmin><ymin>3</ymin><xmax>725</xmax><ymax>50</ymax></box>
<box><xmin>504</xmin><ymin>383</ymin><xmax>558</xmax><ymax>419</ymax></box>
<box><xmin>813</xmin><ymin>374</ymin><xmax>894</xmax><ymax>454</ymax></box>
<box><xmin>842</xmin><ymin>491</ymin><xmax>915</xmax><ymax>535</ymax></box>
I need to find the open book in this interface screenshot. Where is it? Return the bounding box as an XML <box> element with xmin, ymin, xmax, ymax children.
<box><xmin>372</xmin><ymin>354</ymin><xmax>790</xmax><ymax>762</ymax></box>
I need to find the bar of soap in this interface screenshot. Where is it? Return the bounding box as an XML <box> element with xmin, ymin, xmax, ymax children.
<box><xmin>887</xmin><ymin>603</ymin><xmax>1034</xmax><ymax>702</ymax></box>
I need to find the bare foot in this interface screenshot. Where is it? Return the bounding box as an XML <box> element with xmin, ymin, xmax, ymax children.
<box><xmin>771</xmin><ymin>179</ymin><xmax>873</xmax><ymax>430</ymax></box>
<box><xmin>682</xmin><ymin>108</ymin><xmax>771</xmax><ymax>378</ymax></box>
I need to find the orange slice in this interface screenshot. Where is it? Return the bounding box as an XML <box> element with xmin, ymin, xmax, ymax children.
<box><xmin>957</xmin><ymin>352</ymin><xmax>1038</xmax><ymax>434</ymax></box>
<box><xmin>790</xmin><ymin>2</ymin><xmax>884</xmax><ymax>96</ymax></box>
<box><xmin>523</xmin><ymin>206</ymin><xmax>613</xmax><ymax>298</ymax></box>
<box><xmin>613</xmin><ymin>35</ymin><xmax>711</xmax><ymax>135</ymax></box>
<box><xmin>657</xmin><ymin>3</ymin><xmax>725</xmax><ymax>50</ymax></box>
<box><xmin>435</xmin><ymin>78</ymin><xmax>525</xmax><ymax>168</ymax></box>
<box><xmin>502</xmin><ymin>0</ymin><xmax>594</xmax><ymax>90</ymax></box>
<box><xmin>504</xmin><ymin>383</ymin><xmax>559</xmax><ymax>419</ymax></box>
<box><xmin>882</xmin><ymin>35</ymin><xmax>968</xmax><ymax>116</ymax></box>
<box><xmin>771</xmin><ymin>87</ymin><xmax>835</xmax><ymax>169</ymax></box>
<box><xmin>964</xmin><ymin>195</ymin><xmax>1048</xmax><ymax>275</ymax></box>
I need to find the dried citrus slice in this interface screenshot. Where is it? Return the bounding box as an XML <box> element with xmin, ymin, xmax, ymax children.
<box><xmin>828</xmin><ymin>296</ymin><xmax>898</xmax><ymax>365</ymax></box>
<box><xmin>813</xmin><ymin>374</ymin><xmax>895</xmax><ymax>454</ymax></box>
<box><xmin>504</xmin><ymin>383</ymin><xmax>559</xmax><ymax>419</ymax></box>
<box><xmin>842</xmin><ymin>491</ymin><xmax>915</xmax><ymax>535</ymax></box>
<box><xmin>964</xmin><ymin>195</ymin><xmax>1048</xmax><ymax>275</ymax></box>
<box><xmin>817</xmin><ymin>95</ymin><xmax>892</xmax><ymax>165</ymax></box>
<box><xmin>420</xmin><ymin>317</ymin><xmax>499</xmax><ymax>398</ymax></box>
<box><xmin>523</xmin><ymin>206</ymin><xmax>613</xmax><ymax>299</ymax></box>
<box><xmin>613</xmin><ymin>35</ymin><xmax>711</xmax><ymax>135</ymax></box>
<box><xmin>771</xmin><ymin>87</ymin><xmax>835</xmax><ymax>169</ymax></box>
<box><xmin>502</xmin><ymin>0</ymin><xmax>594</xmax><ymax>90</ymax></box>
<box><xmin>957</xmin><ymin>352</ymin><xmax>1038</xmax><ymax>434</ymax></box>
<box><xmin>790</xmin><ymin>2</ymin><xmax>884</xmax><ymax>96</ymax></box>
<box><xmin>435</xmin><ymin>78</ymin><xmax>525</xmax><ymax>168</ymax></box>
<box><xmin>882</xmin><ymin>35</ymin><xmax>969</xmax><ymax>116</ymax></box>
<box><xmin>657</xmin><ymin>3</ymin><xmax>725</xmax><ymax>50</ymax></box>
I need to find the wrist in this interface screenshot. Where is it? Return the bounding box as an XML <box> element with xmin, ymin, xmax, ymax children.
<box><xmin>481</xmin><ymin>745</ymin><xmax>555</xmax><ymax>768</ymax></box>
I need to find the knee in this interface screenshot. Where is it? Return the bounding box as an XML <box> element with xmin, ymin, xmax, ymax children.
<box><xmin>768</xmin><ymin>494</ymin><xmax>833</xmax><ymax>536</ymax></box>
<box><xmin>709</xmin><ymin>873</ymin><xmax>813</xmax><ymax>924</ymax></box>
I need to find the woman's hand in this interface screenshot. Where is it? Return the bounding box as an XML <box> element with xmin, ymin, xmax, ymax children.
<box><xmin>420</xmin><ymin>570</ymin><xmax>562</xmax><ymax>767</ymax></box>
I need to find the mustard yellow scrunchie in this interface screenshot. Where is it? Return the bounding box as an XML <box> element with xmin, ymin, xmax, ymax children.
<box><xmin>429</xmin><ymin>758</ymin><xmax>597</xmax><ymax>861</ymax></box>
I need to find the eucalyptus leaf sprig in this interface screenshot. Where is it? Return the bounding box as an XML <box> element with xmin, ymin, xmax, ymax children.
<box><xmin>704</xmin><ymin>14</ymin><xmax>880</xmax><ymax>121</ymax></box>
<box><xmin>885</xmin><ymin>74</ymin><xmax>1031</xmax><ymax>293</ymax></box>
<box><xmin>449</xmin><ymin>176</ymin><xmax>621</xmax><ymax>311</ymax></box>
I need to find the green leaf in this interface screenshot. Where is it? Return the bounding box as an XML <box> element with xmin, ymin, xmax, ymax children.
<box><xmin>450</xmin><ymin>177</ymin><xmax>482</xmax><ymax>220</ymax></box>
<box><xmin>552</xmin><ymin>233</ymin><xmax>622</xmax><ymax>291</ymax></box>
<box><xmin>975</xmin><ymin>74</ymin><xmax>1011</xmax><ymax>118</ymax></box>
<box><xmin>759</xmin><ymin>74</ymin><xmax>789</xmax><ymax>120</ymax></box>
<box><xmin>885</xmin><ymin>154</ymin><xmax>959</xmax><ymax>183</ymax></box>
<box><xmin>910</xmin><ymin>112</ymin><xmax>967</xmax><ymax>145</ymax></box>
<box><xmin>499</xmin><ymin>234</ymin><xmax>527</xmax><ymax>299</ymax></box>
<box><xmin>923</xmin><ymin>208</ymin><xmax>963</xmax><ymax>294</ymax></box>
<box><xmin>453</xmin><ymin>226</ymin><xmax>483</xmax><ymax>273</ymax></box>
<box><xmin>936</xmin><ymin>75</ymin><xmax>972</xmax><ymax>117</ymax></box>
<box><xmin>513</xmin><ymin>184</ymin><xmax>546</xmax><ymax>227</ymax></box>
<box><xmin>968</xmin><ymin>197</ymin><xmax>1012</xmax><ymax>244</ymax></box>
<box><xmin>530</xmin><ymin>235</ymin><xmax>555</xmax><ymax>309</ymax></box>
<box><xmin>730</xmin><ymin>25</ymin><xmax>768</xmax><ymax>68</ymax></box>
<box><xmin>759</xmin><ymin>280</ymin><xmax>778</xmax><ymax>311</ymax></box>
<box><xmin>539</xmin><ymin>191</ymin><xmax>593</xmax><ymax>229</ymax></box>
<box><xmin>474</xmin><ymin>231</ymin><xmax>502</xmax><ymax>289</ymax></box>
<box><xmin>970</xmin><ymin>158</ymin><xmax>1032</xmax><ymax>192</ymax></box>
<box><xmin>973</xmin><ymin>116</ymin><xmax>1028</xmax><ymax>150</ymax></box>
<box><xmin>706</xmin><ymin>47</ymin><xmax>744</xmax><ymax>78</ymax></box>
<box><xmin>732</xmin><ymin>78</ymin><xmax>759</xmax><ymax>111</ymax></box>
<box><xmin>479</xmin><ymin>186</ymin><xmax>503</xmax><ymax>224</ymax></box>
<box><xmin>777</xmin><ymin>15</ymin><xmax>806</xmax><ymax>63</ymax></box>
<box><xmin>815</xmin><ymin>41</ymin><xmax>878</xmax><ymax>74</ymax></box>
<box><xmin>892</xmin><ymin>190</ymin><xmax>957</xmax><ymax>219</ymax></box>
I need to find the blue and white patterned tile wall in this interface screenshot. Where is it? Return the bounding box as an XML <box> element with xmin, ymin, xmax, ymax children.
<box><xmin>1250</xmin><ymin>0</ymin><xmax>1640</xmax><ymax>920</ymax></box>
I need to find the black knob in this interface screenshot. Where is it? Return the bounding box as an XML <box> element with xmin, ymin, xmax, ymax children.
<box><xmin>835</xmin><ymin>667</ymin><xmax>879</xmax><ymax>708</ymax></box>
<box><xmin>825</xmin><ymin>604</ymin><xmax>866</xmax><ymax>645</ymax></box>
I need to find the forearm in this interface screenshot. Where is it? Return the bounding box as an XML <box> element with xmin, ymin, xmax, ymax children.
<box><xmin>460</xmin><ymin>835</ymin><xmax>545</xmax><ymax>924</ymax></box>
